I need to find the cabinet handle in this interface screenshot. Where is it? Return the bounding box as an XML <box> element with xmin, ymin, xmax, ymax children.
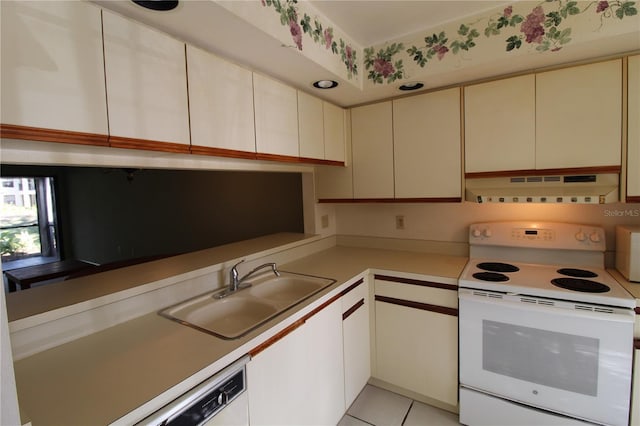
<box><xmin>342</xmin><ymin>298</ymin><xmax>365</xmax><ymax>321</ymax></box>
<box><xmin>375</xmin><ymin>295</ymin><xmax>458</xmax><ymax>317</ymax></box>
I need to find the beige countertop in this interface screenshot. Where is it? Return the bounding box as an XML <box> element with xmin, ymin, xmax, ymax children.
<box><xmin>12</xmin><ymin>244</ymin><xmax>468</xmax><ymax>425</ymax></box>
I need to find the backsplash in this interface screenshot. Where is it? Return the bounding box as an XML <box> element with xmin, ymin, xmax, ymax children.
<box><xmin>334</xmin><ymin>202</ymin><xmax>640</xmax><ymax>266</ymax></box>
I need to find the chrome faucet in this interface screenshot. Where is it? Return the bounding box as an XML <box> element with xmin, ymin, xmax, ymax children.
<box><xmin>217</xmin><ymin>259</ymin><xmax>281</xmax><ymax>298</ymax></box>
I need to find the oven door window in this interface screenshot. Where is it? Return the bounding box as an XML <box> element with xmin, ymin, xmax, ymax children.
<box><xmin>482</xmin><ymin>320</ymin><xmax>598</xmax><ymax>396</ymax></box>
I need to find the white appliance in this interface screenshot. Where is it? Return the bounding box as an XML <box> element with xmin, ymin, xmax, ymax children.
<box><xmin>616</xmin><ymin>225</ymin><xmax>640</xmax><ymax>282</ymax></box>
<box><xmin>138</xmin><ymin>356</ymin><xmax>249</xmax><ymax>426</ymax></box>
<box><xmin>458</xmin><ymin>222</ymin><xmax>636</xmax><ymax>426</ymax></box>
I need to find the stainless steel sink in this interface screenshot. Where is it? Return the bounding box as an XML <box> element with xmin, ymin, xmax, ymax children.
<box><xmin>159</xmin><ymin>271</ymin><xmax>335</xmax><ymax>339</ymax></box>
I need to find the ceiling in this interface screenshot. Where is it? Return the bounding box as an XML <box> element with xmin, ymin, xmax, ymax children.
<box><xmin>93</xmin><ymin>0</ymin><xmax>638</xmax><ymax>107</ymax></box>
<box><xmin>309</xmin><ymin>1</ymin><xmax>509</xmax><ymax>46</ymax></box>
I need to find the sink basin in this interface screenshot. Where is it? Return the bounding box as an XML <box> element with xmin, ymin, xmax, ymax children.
<box><xmin>249</xmin><ymin>274</ymin><xmax>334</xmax><ymax>302</ymax></box>
<box><xmin>159</xmin><ymin>271</ymin><xmax>335</xmax><ymax>339</ymax></box>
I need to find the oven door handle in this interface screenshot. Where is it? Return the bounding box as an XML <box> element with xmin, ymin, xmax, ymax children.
<box><xmin>458</xmin><ymin>288</ymin><xmax>636</xmax><ymax>323</ymax></box>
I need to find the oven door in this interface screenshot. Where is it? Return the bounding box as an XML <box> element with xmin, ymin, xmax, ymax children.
<box><xmin>459</xmin><ymin>288</ymin><xmax>634</xmax><ymax>426</ymax></box>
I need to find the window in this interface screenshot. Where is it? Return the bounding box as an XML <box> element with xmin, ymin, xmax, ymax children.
<box><xmin>0</xmin><ymin>177</ymin><xmax>59</xmax><ymax>262</ymax></box>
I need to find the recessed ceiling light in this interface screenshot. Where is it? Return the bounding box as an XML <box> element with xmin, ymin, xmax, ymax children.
<box><xmin>313</xmin><ymin>80</ymin><xmax>339</xmax><ymax>89</ymax></box>
<box><xmin>399</xmin><ymin>82</ymin><xmax>425</xmax><ymax>91</ymax></box>
<box><xmin>132</xmin><ymin>0</ymin><xmax>179</xmax><ymax>11</ymax></box>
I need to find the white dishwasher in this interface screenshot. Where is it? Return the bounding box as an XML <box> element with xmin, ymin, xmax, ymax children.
<box><xmin>138</xmin><ymin>356</ymin><xmax>249</xmax><ymax>426</ymax></box>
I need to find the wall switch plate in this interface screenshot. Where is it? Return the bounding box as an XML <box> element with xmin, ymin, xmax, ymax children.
<box><xmin>321</xmin><ymin>214</ymin><xmax>329</xmax><ymax>229</ymax></box>
<box><xmin>395</xmin><ymin>215</ymin><xmax>405</xmax><ymax>230</ymax></box>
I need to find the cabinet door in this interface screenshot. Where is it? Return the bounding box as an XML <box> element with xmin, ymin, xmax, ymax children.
<box><xmin>342</xmin><ymin>280</ymin><xmax>371</xmax><ymax>408</ymax></box>
<box><xmin>324</xmin><ymin>102</ymin><xmax>347</xmax><ymax>163</ymax></box>
<box><xmin>631</xmin><ymin>347</ymin><xmax>640</xmax><ymax>426</ymax></box>
<box><xmin>464</xmin><ymin>74</ymin><xmax>536</xmax><ymax>173</ymax></box>
<box><xmin>393</xmin><ymin>88</ymin><xmax>462</xmax><ymax>198</ymax></box>
<box><xmin>316</xmin><ymin>111</ymin><xmax>353</xmax><ymax>199</ymax></box>
<box><xmin>248</xmin><ymin>301</ymin><xmax>344</xmax><ymax>425</ymax></box>
<box><xmin>351</xmin><ymin>102</ymin><xmax>394</xmax><ymax>198</ymax></box>
<box><xmin>298</xmin><ymin>91</ymin><xmax>325</xmax><ymax>160</ymax></box>
<box><xmin>102</xmin><ymin>10</ymin><xmax>190</xmax><ymax>148</ymax></box>
<box><xmin>186</xmin><ymin>45</ymin><xmax>255</xmax><ymax>155</ymax></box>
<box><xmin>627</xmin><ymin>55</ymin><xmax>640</xmax><ymax>200</ymax></box>
<box><xmin>375</xmin><ymin>300</ymin><xmax>458</xmax><ymax>406</ymax></box>
<box><xmin>536</xmin><ymin>59</ymin><xmax>622</xmax><ymax>169</ymax></box>
<box><xmin>0</xmin><ymin>1</ymin><xmax>108</xmax><ymax>137</ymax></box>
<box><xmin>253</xmin><ymin>73</ymin><xmax>299</xmax><ymax>158</ymax></box>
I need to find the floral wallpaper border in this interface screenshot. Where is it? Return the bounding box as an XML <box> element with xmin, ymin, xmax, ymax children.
<box><xmin>364</xmin><ymin>0</ymin><xmax>637</xmax><ymax>84</ymax></box>
<box><xmin>261</xmin><ymin>0</ymin><xmax>358</xmax><ymax>79</ymax></box>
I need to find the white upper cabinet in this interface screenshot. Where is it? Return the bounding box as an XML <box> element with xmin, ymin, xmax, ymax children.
<box><xmin>186</xmin><ymin>45</ymin><xmax>255</xmax><ymax>154</ymax></box>
<box><xmin>351</xmin><ymin>102</ymin><xmax>394</xmax><ymax>198</ymax></box>
<box><xmin>324</xmin><ymin>102</ymin><xmax>347</xmax><ymax>163</ymax></box>
<box><xmin>102</xmin><ymin>10</ymin><xmax>190</xmax><ymax>146</ymax></box>
<box><xmin>298</xmin><ymin>91</ymin><xmax>325</xmax><ymax>160</ymax></box>
<box><xmin>536</xmin><ymin>59</ymin><xmax>622</xmax><ymax>169</ymax></box>
<box><xmin>627</xmin><ymin>55</ymin><xmax>640</xmax><ymax>200</ymax></box>
<box><xmin>393</xmin><ymin>88</ymin><xmax>462</xmax><ymax>198</ymax></box>
<box><xmin>253</xmin><ymin>73</ymin><xmax>299</xmax><ymax>157</ymax></box>
<box><xmin>464</xmin><ymin>75</ymin><xmax>536</xmax><ymax>173</ymax></box>
<box><xmin>0</xmin><ymin>1</ymin><xmax>108</xmax><ymax>136</ymax></box>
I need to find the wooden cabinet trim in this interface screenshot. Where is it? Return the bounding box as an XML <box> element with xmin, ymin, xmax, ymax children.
<box><xmin>109</xmin><ymin>135</ymin><xmax>190</xmax><ymax>154</ymax></box>
<box><xmin>318</xmin><ymin>197</ymin><xmax>461</xmax><ymax>203</ymax></box>
<box><xmin>0</xmin><ymin>124</ymin><xmax>109</xmax><ymax>147</ymax></box>
<box><xmin>340</xmin><ymin>278</ymin><xmax>365</xmax><ymax>297</ymax></box>
<box><xmin>375</xmin><ymin>295</ymin><xmax>458</xmax><ymax>317</ymax></box>
<box><xmin>627</xmin><ymin>196</ymin><xmax>640</xmax><ymax>203</ymax></box>
<box><xmin>249</xmin><ymin>319</ymin><xmax>305</xmax><ymax>358</ymax></box>
<box><xmin>190</xmin><ymin>145</ymin><xmax>257</xmax><ymax>160</ymax></box>
<box><xmin>465</xmin><ymin>165</ymin><xmax>621</xmax><ymax>179</ymax></box>
<box><xmin>342</xmin><ymin>298</ymin><xmax>365</xmax><ymax>321</ymax></box>
<box><xmin>250</xmin><ymin>289</ymin><xmax>343</xmax><ymax>357</ymax></box>
<box><xmin>374</xmin><ymin>274</ymin><xmax>458</xmax><ymax>291</ymax></box>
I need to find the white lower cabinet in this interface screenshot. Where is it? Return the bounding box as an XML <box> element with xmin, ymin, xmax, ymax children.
<box><xmin>632</xmin><ymin>347</ymin><xmax>640</xmax><ymax>426</ymax></box>
<box><xmin>373</xmin><ymin>277</ymin><xmax>458</xmax><ymax>409</ymax></box>
<box><xmin>247</xmin><ymin>300</ymin><xmax>345</xmax><ymax>425</ymax></box>
<box><xmin>342</xmin><ymin>279</ymin><xmax>371</xmax><ymax>408</ymax></box>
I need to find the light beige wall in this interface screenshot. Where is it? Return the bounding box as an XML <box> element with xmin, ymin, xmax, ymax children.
<box><xmin>335</xmin><ymin>202</ymin><xmax>640</xmax><ymax>265</ymax></box>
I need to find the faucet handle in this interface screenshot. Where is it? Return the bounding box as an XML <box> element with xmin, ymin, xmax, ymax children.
<box><xmin>230</xmin><ymin>259</ymin><xmax>245</xmax><ymax>283</ymax></box>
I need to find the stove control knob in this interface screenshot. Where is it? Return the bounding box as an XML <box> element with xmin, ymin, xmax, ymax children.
<box><xmin>472</xmin><ymin>228</ymin><xmax>482</xmax><ymax>238</ymax></box>
<box><xmin>589</xmin><ymin>232</ymin><xmax>601</xmax><ymax>243</ymax></box>
<box><xmin>575</xmin><ymin>230</ymin><xmax>586</xmax><ymax>242</ymax></box>
<box><xmin>483</xmin><ymin>228</ymin><xmax>492</xmax><ymax>237</ymax></box>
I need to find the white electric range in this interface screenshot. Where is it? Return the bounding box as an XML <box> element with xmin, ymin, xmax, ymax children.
<box><xmin>458</xmin><ymin>221</ymin><xmax>636</xmax><ymax>426</ymax></box>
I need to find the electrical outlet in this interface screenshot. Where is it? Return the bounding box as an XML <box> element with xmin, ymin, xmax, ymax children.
<box><xmin>395</xmin><ymin>215</ymin><xmax>405</xmax><ymax>230</ymax></box>
<box><xmin>321</xmin><ymin>214</ymin><xmax>329</xmax><ymax>229</ymax></box>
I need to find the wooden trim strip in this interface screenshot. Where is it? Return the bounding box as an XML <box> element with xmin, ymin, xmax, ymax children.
<box><xmin>339</xmin><ymin>278</ymin><xmax>365</xmax><ymax>297</ymax></box>
<box><xmin>250</xmin><ymin>290</ymin><xmax>344</xmax><ymax>357</ymax></box>
<box><xmin>374</xmin><ymin>274</ymin><xmax>458</xmax><ymax>291</ymax></box>
<box><xmin>627</xmin><ymin>196</ymin><xmax>640</xmax><ymax>203</ymax></box>
<box><xmin>298</xmin><ymin>156</ymin><xmax>345</xmax><ymax>166</ymax></box>
<box><xmin>249</xmin><ymin>319</ymin><xmax>305</xmax><ymax>358</ymax></box>
<box><xmin>318</xmin><ymin>197</ymin><xmax>462</xmax><ymax>203</ymax></box>
<box><xmin>109</xmin><ymin>135</ymin><xmax>190</xmax><ymax>154</ymax></box>
<box><xmin>256</xmin><ymin>152</ymin><xmax>345</xmax><ymax>166</ymax></box>
<box><xmin>465</xmin><ymin>166</ymin><xmax>621</xmax><ymax>179</ymax></box>
<box><xmin>190</xmin><ymin>145</ymin><xmax>257</xmax><ymax>160</ymax></box>
<box><xmin>375</xmin><ymin>295</ymin><xmax>458</xmax><ymax>317</ymax></box>
<box><xmin>1</xmin><ymin>123</ymin><xmax>109</xmax><ymax>146</ymax></box>
<box><xmin>256</xmin><ymin>152</ymin><xmax>304</xmax><ymax>163</ymax></box>
<box><xmin>342</xmin><ymin>298</ymin><xmax>365</xmax><ymax>321</ymax></box>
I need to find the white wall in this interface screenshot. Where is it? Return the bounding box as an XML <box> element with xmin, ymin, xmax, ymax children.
<box><xmin>335</xmin><ymin>202</ymin><xmax>640</xmax><ymax>265</ymax></box>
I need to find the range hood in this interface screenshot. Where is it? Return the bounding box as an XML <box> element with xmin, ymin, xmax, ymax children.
<box><xmin>465</xmin><ymin>173</ymin><xmax>619</xmax><ymax>204</ymax></box>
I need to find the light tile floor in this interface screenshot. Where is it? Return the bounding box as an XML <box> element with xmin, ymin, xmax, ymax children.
<box><xmin>338</xmin><ymin>385</ymin><xmax>460</xmax><ymax>426</ymax></box>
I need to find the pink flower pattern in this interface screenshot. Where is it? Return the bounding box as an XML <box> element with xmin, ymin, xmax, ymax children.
<box><xmin>323</xmin><ymin>28</ymin><xmax>333</xmax><ymax>49</ymax></box>
<box><xmin>373</xmin><ymin>58</ymin><xmax>395</xmax><ymax>77</ymax></box>
<box><xmin>597</xmin><ymin>1</ymin><xmax>610</xmax><ymax>13</ymax></box>
<box><xmin>521</xmin><ymin>6</ymin><xmax>545</xmax><ymax>44</ymax></box>
<box><xmin>289</xmin><ymin>17</ymin><xmax>302</xmax><ymax>50</ymax></box>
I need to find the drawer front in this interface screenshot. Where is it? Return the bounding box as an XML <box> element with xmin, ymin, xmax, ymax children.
<box><xmin>374</xmin><ymin>276</ymin><xmax>457</xmax><ymax>310</ymax></box>
<box><xmin>342</xmin><ymin>278</ymin><xmax>368</xmax><ymax>315</ymax></box>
